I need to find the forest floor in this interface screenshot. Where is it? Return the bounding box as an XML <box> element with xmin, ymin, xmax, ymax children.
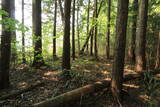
<box><xmin>0</xmin><ymin>56</ymin><xmax>160</xmax><ymax>107</ymax></box>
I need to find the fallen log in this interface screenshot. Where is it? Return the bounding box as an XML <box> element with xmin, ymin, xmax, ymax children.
<box><xmin>33</xmin><ymin>71</ymin><xmax>160</xmax><ymax>107</ymax></box>
<box><xmin>0</xmin><ymin>81</ymin><xmax>45</xmax><ymax>100</ymax></box>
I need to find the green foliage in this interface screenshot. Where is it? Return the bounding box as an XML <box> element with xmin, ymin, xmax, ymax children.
<box><xmin>141</xmin><ymin>72</ymin><xmax>160</xmax><ymax>104</ymax></box>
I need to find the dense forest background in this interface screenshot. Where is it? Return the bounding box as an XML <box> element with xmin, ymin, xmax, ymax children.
<box><xmin>0</xmin><ymin>0</ymin><xmax>160</xmax><ymax>106</ymax></box>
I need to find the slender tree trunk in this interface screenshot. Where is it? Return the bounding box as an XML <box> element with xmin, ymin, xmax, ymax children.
<box><xmin>53</xmin><ymin>0</ymin><xmax>57</xmax><ymax>59</ymax></box>
<box><xmin>77</xmin><ymin>0</ymin><xmax>80</xmax><ymax>53</ymax></box>
<box><xmin>62</xmin><ymin>0</ymin><xmax>72</xmax><ymax>70</ymax></box>
<box><xmin>106</xmin><ymin>0</ymin><xmax>111</xmax><ymax>59</ymax></box>
<box><xmin>94</xmin><ymin>0</ymin><xmax>98</xmax><ymax>58</ymax></box>
<box><xmin>58</xmin><ymin>0</ymin><xmax>64</xmax><ymax>23</ymax></box>
<box><xmin>86</xmin><ymin>0</ymin><xmax>90</xmax><ymax>54</ymax></box>
<box><xmin>90</xmin><ymin>28</ymin><xmax>94</xmax><ymax>56</ymax></box>
<box><xmin>111</xmin><ymin>0</ymin><xmax>129</xmax><ymax>102</ymax></box>
<box><xmin>135</xmin><ymin>0</ymin><xmax>148</xmax><ymax>72</ymax></box>
<box><xmin>72</xmin><ymin>0</ymin><xmax>76</xmax><ymax>60</ymax></box>
<box><xmin>11</xmin><ymin>0</ymin><xmax>17</xmax><ymax>64</ymax></box>
<box><xmin>22</xmin><ymin>0</ymin><xmax>26</xmax><ymax>63</ymax></box>
<box><xmin>155</xmin><ymin>32</ymin><xmax>160</xmax><ymax>69</ymax></box>
<box><xmin>130</xmin><ymin>0</ymin><xmax>138</xmax><ymax>63</ymax></box>
<box><xmin>0</xmin><ymin>0</ymin><xmax>12</xmax><ymax>89</ymax></box>
<box><xmin>32</xmin><ymin>0</ymin><xmax>45</xmax><ymax>68</ymax></box>
<box><xmin>80</xmin><ymin>0</ymin><xmax>103</xmax><ymax>55</ymax></box>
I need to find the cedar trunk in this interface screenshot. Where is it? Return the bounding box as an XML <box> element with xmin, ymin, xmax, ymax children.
<box><xmin>0</xmin><ymin>0</ymin><xmax>12</xmax><ymax>89</ymax></box>
<box><xmin>62</xmin><ymin>0</ymin><xmax>72</xmax><ymax>70</ymax></box>
<box><xmin>106</xmin><ymin>0</ymin><xmax>111</xmax><ymax>59</ymax></box>
<box><xmin>22</xmin><ymin>0</ymin><xmax>26</xmax><ymax>63</ymax></box>
<box><xmin>72</xmin><ymin>0</ymin><xmax>76</xmax><ymax>60</ymax></box>
<box><xmin>130</xmin><ymin>0</ymin><xmax>138</xmax><ymax>63</ymax></box>
<box><xmin>155</xmin><ymin>32</ymin><xmax>160</xmax><ymax>69</ymax></box>
<box><xmin>111</xmin><ymin>0</ymin><xmax>129</xmax><ymax>102</ymax></box>
<box><xmin>53</xmin><ymin>0</ymin><xmax>57</xmax><ymax>59</ymax></box>
<box><xmin>77</xmin><ymin>0</ymin><xmax>80</xmax><ymax>53</ymax></box>
<box><xmin>94</xmin><ymin>0</ymin><xmax>98</xmax><ymax>58</ymax></box>
<box><xmin>135</xmin><ymin>0</ymin><xmax>148</xmax><ymax>71</ymax></box>
<box><xmin>32</xmin><ymin>0</ymin><xmax>45</xmax><ymax>68</ymax></box>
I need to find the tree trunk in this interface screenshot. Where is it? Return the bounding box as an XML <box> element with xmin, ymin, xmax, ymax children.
<box><xmin>62</xmin><ymin>0</ymin><xmax>72</xmax><ymax>70</ymax></box>
<box><xmin>58</xmin><ymin>0</ymin><xmax>64</xmax><ymax>23</ymax></box>
<box><xmin>94</xmin><ymin>0</ymin><xmax>98</xmax><ymax>58</ymax></box>
<box><xmin>32</xmin><ymin>0</ymin><xmax>45</xmax><ymax>68</ymax></box>
<box><xmin>135</xmin><ymin>0</ymin><xmax>148</xmax><ymax>72</ymax></box>
<box><xmin>111</xmin><ymin>0</ymin><xmax>129</xmax><ymax>102</ymax></box>
<box><xmin>106</xmin><ymin>0</ymin><xmax>111</xmax><ymax>59</ymax></box>
<box><xmin>80</xmin><ymin>0</ymin><xmax>103</xmax><ymax>55</ymax></box>
<box><xmin>22</xmin><ymin>0</ymin><xmax>26</xmax><ymax>63</ymax></box>
<box><xmin>155</xmin><ymin>32</ymin><xmax>160</xmax><ymax>69</ymax></box>
<box><xmin>77</xmin><ymin>0</ymin><xmax>80</xmax><ymax>53</ymax></box>
<box><xmin>90</xmin><ymin>27</ymin><xmax>94</xmax><ymax>56</ymax></box>
<box><xmin>86</xmin><ymin>0</ymin><xmax>90</xmax><ymax>54</ymax></box>
<box><xmin>130</xmin><ymin>0</ymin><xmax>138</xmax><ymax>64</ymax></box>
<box><xmin>53</xmin><ymin>0</ymin><xmax>57</xmax><ymax>59</ymax></box>
<box><xmin>72</xmin><ymin>0</ymin><xmax>76</xmax><ymax>60</ymax></box>
<box><xmin>10</xmin><ymin>0</ymin><xmax>17</xmax><ymax>64</ymax></box>
<box><xmin>0</xmin><ymin>0</ymin><xmax>12</xmax><ymax>89</ymax></box>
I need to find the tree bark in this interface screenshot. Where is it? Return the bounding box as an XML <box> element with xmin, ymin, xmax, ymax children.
<box><xmin>32</xmin><ymin>0</ymin><xmax>45</xmax><ymax>68</ymax></box>
<box><xmin>10</xmin><ymin>0</ymin><xmax>17</xmax><ymax>64</ymax></box>
<box><xmin>86</xmin><ymin>0</ymin><xmax>90</xmax><ymax>54</ymax></box>
<box><xmin>0</xmin><ymin>0</ymin><xmax>12</xmax><ymax>89</ymax></box>
<box><xmin>135</xmin><ymin>0</ymin><xmax>148</xmax><ymax>72</ymax></box>
<box><xmin>111</xmin><ymin>0</ymin><xmax>129</xmax><ymax>102</ymax></box>
<box><xmin>106</xmin><ymin>0</ymin><xmax>111</xmax><ymax>59</ymax></box>
<box><xmin>155</xmin><ymin>32</ymin><xmax>160</xmax><ymax>69</ymax></box>
<box><xmin>62</xmin><ymin>0</ymin><xmax>72</xmax><ymax>70</ymax></box>
<box><xmin>72</xmin><ymin>0</ymin><xmax>76</xmax><ymax>60</ymax></box>
<box><xmin>77</xmin><ymin>0</ymin><xmax>80</xmax><ymax>53</ymax></box>
<box><xmin>94</xmin><ymin>0</ymin><xmax>98</xmax><ymax>58</ymax></box>
<box><xmin>22</xmin><ymin>0</ymin><xmax>26</xmax><ymax>63</ymax></box>
<box><xmin>129</xmin><ymin>0</ymin><xmax>138</xmax><ymax>64</ymax></box>
<box><xmin>58</xmin><ymin>0</ymin><xmax>64</xmax><ymax>24</ymax></box>
<box><xmin>53</xmin><ymin>0</ymin><xmax>57</xmax><ymax>59</ymax></box>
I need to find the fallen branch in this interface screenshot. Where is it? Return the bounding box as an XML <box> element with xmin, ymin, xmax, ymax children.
<box><xmin>33</xmin><ymin>70</ymin><xmax>160</xmax><ymax>107</ymax></box>
<box><xmin>0</xmin><ymin>81</ymin><xmax>45</xmax><ymax>100</ymax></box>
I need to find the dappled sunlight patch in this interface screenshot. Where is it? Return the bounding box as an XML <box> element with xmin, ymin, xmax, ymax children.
<box><xmin>84</xmin><ymin>69</ymin><xmax>91</xmax><ymax>73</ymax></box>
<box><xmin>44</xmin><ymin>71</ymin><xmax>58</xmax><ymax>76</ymax></box>
<box><xmin>43</xmin><ymin>71</ymin><xmax>59</xmax><ymax>81</ymax></box>
<box><xmin>123</xmin><ymin>83</ymin><xmax>140</xmax><ymax>89</ymax></box>
<box><xmin>103</xmin><ymin>63</ymin><xmax>111</xmax><ymax>66</ymax></box>
<box><xmin>139</xmin><ymin>94</ymin><xmax>149</xmax><ymax>100</ymax></box>
<box><xmin>18</xmin><ymin>82</ymin><xmax>28</xmax><ymax>88</ymax></box>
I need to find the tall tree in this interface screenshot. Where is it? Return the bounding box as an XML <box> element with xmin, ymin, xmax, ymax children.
<box><xmin>94</xmin><ymin>0</ymin><xmax>98</xmax><ymax>58</ymax></box>
<box><xmin>106</xmin><ymin>0</ymin><xmax>111</xmax><ymax>59</ymax></box>
<box><xmin>22</xmin><ymin>0</ymin><xmax>26</xmax><ymax>63</ymax></box>
<box><xmin>77</xmin><ymin>0</ymin><xmax>80</xmax><ymax>53</ymax></box>
<box><xmin>135</xmin><ymin>0</ymin><xmax>148</xmax><ymax>71</ymax></box>
<box><xmin>111</xmin><ymin>0</ymin><xmax>129</xmax><ymax>102</ymax></box>
<box><xmin>11</xmin><ymin>0</ymin><xmax>17</xmax><ymax>64</ymax></box>
<box><xmin>62</xmin><ymin>0</ymin><xmax>72</xmax><ymax>70</ymax></box>
<box><xmin>0</xmin><ymin>0</ymin><xmax>12</xmax><ymax>89</ymax></box>
<box><xmin>72</xmin><ymin>0</ymin><xmax>76</xmax><ymax>60</ymax></box>
<box><xmin>87</xmin><ymin>0</ymin><xmax>90</xmax><ymax>54</ymax></box>
<box><xmin>32</xmin><ymin>0</ymin><xmax>45</xmax><ymax>67</ymax></box>
<box><xmin>53</xmin><ymin>0</ymin><xmax>57</xmax><ymax>59</ymax></box>
<box><xmin>129</xmin><ymin>0</ymin><xmax>138</xmax><ymax>63</ymax></box>
<box><xmin>155</xmin><ymin>32</ymin><xmax>160</xmax><ymax>69</ymax></box>
<box><xmin>58</xmin><ymin>0</ymin><xmax>64</xmax><ymax>23</ymax></box>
